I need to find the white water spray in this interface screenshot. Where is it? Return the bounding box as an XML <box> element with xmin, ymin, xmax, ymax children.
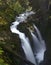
<box><xmin>10</xmin><ymin>11</ymin><xmax>46</xmax><ymax>65</ymax></box>
<box><xmin>28</xmin><ymin>25</ymin><xmax>46</xmax><ymax>64</ymax></box>
<box><xmin>10</xmin><ymin>11</ymin><xmax>37</xmax><ymax>65</ymax></box>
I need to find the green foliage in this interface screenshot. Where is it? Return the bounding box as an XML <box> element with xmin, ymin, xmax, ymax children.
<box><xmin>14</xmin><ymin>1</ymin><xmax>24</xmax><ymax>14</ymax></box>
<box><xmin>0</xmin><ymin>0</ymin><xmax>25</xmax><ymax>65</ymax></box>
<box><xmin>0</xmin><ymin>47</ymin><xmax>9</xmax><ymax>65</ymax></box>
<box><xmin>0</xmin><ymin>48</ymin><xmax>4</xmax><ymax>55</ymax></box>
<box><xmin>0</xmin><ymin>58</ymin><xmax>9</xmax><ymax>65</ymax></box>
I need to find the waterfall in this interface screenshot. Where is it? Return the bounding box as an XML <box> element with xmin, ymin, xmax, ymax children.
<box><xmin>33</xmin><ymin>24</ymin><xmax>42</xmax><ymax>41</ymax></box>
<box><xmin>10</xmin><ymin>11</ymin><xmax>46</xmax><ymax>65</ymax></box>
<box><xmin>28</xmin><ymin>25</ymin><xmax>46</xmax><ymax>64</ymax></box>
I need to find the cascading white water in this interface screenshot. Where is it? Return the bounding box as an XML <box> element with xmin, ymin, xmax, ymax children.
<box><xmin>33</xmin><ymin>24</ymin><xmax>42</xmax><ymax>41</ymax></box>
<box><xmin>10</xmin><ymin>11</ymin><xmax>37</xmax><ymax>65</ymax></box>
<box><xmin>10</xmin><ymin>11</ymin><xmax>46</xmax><ymax>65</ymax></box>
<box><xmin>28</xmin><ymin>25</ymin><xmax>46</xmax><ymax>64</ymax></box>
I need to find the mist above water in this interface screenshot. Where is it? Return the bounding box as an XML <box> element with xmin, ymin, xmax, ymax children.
<box><xmin>10</xmin><ymin>11</ymin><xmax>46</xmax><ymax>65</ymax></box>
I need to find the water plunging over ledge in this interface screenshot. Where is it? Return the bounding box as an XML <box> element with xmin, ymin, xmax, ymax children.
<box><xmin>10</xmin><ymin>11</ymin><xmax>46</xmax><ymax>65</ymax></box>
